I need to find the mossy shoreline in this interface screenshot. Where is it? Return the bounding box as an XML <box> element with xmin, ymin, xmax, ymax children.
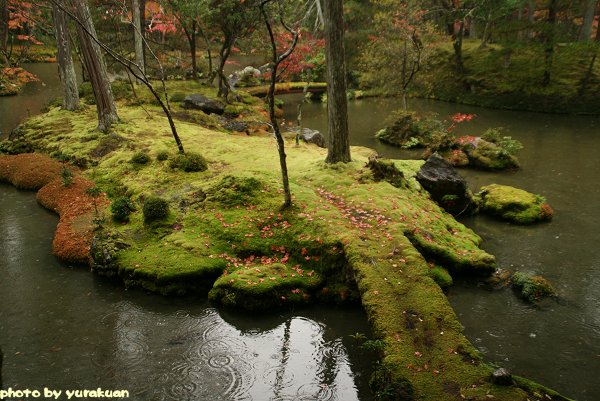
<box><xmin>0</xmin><ymin>96</ymin><xmax>572</xmax><ymax>400</ymax></box>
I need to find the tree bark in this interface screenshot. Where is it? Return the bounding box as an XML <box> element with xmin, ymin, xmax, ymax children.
<box><xmin>68</xmin><ymin>0</ymin><xmax>118</xmax><ymax>131</ymax></box>
<box><xmin>579</xmin><ymin>0</ymin><xmax>598</xmax><ymax>41</ymax></box>
<box><xmin>324</xmin><ymin>0</ymin><xmax>350</xmax><ymax>164</ymax></box>
<box><xmin>131</xmin><ymin>0</ymin><xmax>145</xmax><ymax>80</ymax></box>
<box><xmin>52</xmin><ymin>2</ymin><xmax>80</xmax><ymax>110</ymax></box>
<box><xmin>453</xmin><ymin>19</ymin><xmax>465</xmax><ymax>73</ymax></box>
<box><xmin>0</xmin><ymin>0</ymin><xmax>8</xmax><ymax>56</ymax></box>
<box><xmin>543</xmin><ymin>0</ymin><xmax>557</xmax><ymax>86</ymax></box>
<box><xmin>217</xmin><ymin>37</ymin><xmax>233</xmax><ymax>100</ymax></box>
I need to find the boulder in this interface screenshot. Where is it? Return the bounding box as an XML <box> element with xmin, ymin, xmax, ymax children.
<box><xmin>288</xmin><ymin>128</ymin><xmax>326</xmax><ymax>148</ymax></box>
<box><xmin>491</xmin><ymin>368</ymin><xmax>513</xmax><ymax>386</ymax></box>
<box><xmin>511</xmin><ymin>271</ymin><xmax>556</xmax><ymax>302</ymax></box>
<box><xmin>182</xmin><ymin>94</ymin><xmax>226</xmax><ymax>115</ymax></box>
<box><xmin>477</xmin><ymin>184</ymin><xmax>553</xmax><ymax>224</ymax></box>
<box><xmin>456</xmin><ymin>136</ymin><xmax>519</xmax><ymax>170</ymax></box>
<box><xmin>223</xmin><ymin>120</ymin><xmax>249</xmax><ymax>133</ymax></box>
<box><xmin>416</xmin><ymin>153</ymin><xmax>475</xmax><ymax>215</ymax></box>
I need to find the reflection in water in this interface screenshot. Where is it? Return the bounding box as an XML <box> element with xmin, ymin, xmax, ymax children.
<box><xmin>0</xmin><ymin>185</ymin><xmax>373</xmax><ymax>401</ymax></box>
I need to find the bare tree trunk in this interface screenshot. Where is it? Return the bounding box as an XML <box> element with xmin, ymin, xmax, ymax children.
<box><xmin>68</xmin><ymin>0</ymin><xmax>118</xmax><ymax>131</ymax></box>
<box><xmin>185</xmin><ymin>21</ymin><xmax>197</xmax><ymax>79</ymax></box>
<box><xmin>579</xmin><ymin>0</ymin><xmax>598</xmax><ymax>41</ymax></box>
<box><xmin>0</xmin><ymin>0</ymin><xmax>8</xmax><ymax>58</ymax></box>
<box><xmin>324</xmin><ymin>0</ymin><xmax>350</xmax><ymax>164</ymax></box>
<box><xmin>527</xmin><ymin>0</ymin><xmax>535</xmax><ymax>39</ymax></box>
<box><xmin>131</xmin><ymin>0</ymin><xmax>145</xmax><ymax>80</ymax></box>
<box><xmin>52</xmin><ymin>2</ymin><xmax>80</xmax><ymax>110</ymax></box>
<box><xmin>197</xmin><ymin>25</ymin><xmax>214</xmax><ymax>82</ymax></box>
<box><xmin>260</xmin><ymin>0</ymin><xmax>298</xmax><ymax>209</ymax></box>
<box><xmin>453</xmin><ymin>19</ymin><xmax>465</xmax><ymax>73</ymax></box>
<box><xmin>217</xmin><ymin>37</ymin><xmax>233</xmax><ymax>100</ymax></box>
<box><xmin>543</xmin><ymin>0</ymin><xmax>557</xmax><ymax>86</ymax></box>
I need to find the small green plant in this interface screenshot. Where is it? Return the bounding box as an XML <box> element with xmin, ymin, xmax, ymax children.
<box><xmin>142</xmin><ymin>196</ymin><xmax>169</xmax><ymax>223</ymax></box>
<box><xmin>130</xmin><ymin>151</ymin><xmax>151</xmax><ymax>165</ymax></box>
<box><xmin>169</xmin><ymin>152</ymin><xmax>208</xmax><ymax>172</ymax></box>
<box><xmin>111</xmin><ymin>196</ymin><xmax>136</xmax><ymax>222</ymax></box>
<box><xmin>482</xmin><ymin>128</ymin><xmax>523</xmax><ymax>156</ymax></box>
<box><xmin>86</xmin><ymin>186</ymin><xmax>105</xmax><ymax>227</ymax></box>
<box><xmin>60</xmin><ymin>166</ymin><xmax>73</xmax><ymax>187</ymax></box>
<box><xmin>361</xmin><ymin>339</ymin><xmax>386</xmax><ymax>352</ymax></box>
<box><xmin>156</xmin><ymin>150</ymin><xmax>169</xmax><ymax>161</ymax></box>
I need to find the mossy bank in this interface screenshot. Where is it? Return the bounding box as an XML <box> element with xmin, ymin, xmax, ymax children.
<box><xmin>0</xmin><ymin>94</ymin><xmax>571</xmax><ymax>400</ymax></box>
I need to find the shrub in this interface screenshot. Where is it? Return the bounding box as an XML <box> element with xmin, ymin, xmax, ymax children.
<box><xmin>170</xmin><ymin>92</ymin><xmax>186</xmax><ymax>102</ymax></box>
<box><xmin>156</xmin><ymin>150</ymin><xmax>169</xmax><ymax>161</ymax></box>
<box><xmin>111</xmin><ymin>197</ymin><xmax>136</xmax><ymax>222</ymax></box>
<box><xmin>142</xmin><ymin>196</ymin><xmax>169</xmax><ymax>223</ymax></box>
<box><xmin>130</xmin><ymin>151</ymin><xmax>151</xmax><ymax>165</ymax></box>
<box><xmin>60</xmin><ymin>167</ymin><xmax>73</xmax><ymax>187</ymax></box>
<box><xmin>169</xmin><ymin>152</ymin><xmax>208</xmax><ymax>172</ymax></box>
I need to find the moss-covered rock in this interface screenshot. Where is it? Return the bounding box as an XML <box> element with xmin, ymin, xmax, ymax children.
<box><xmin>466</xmin><ymin>139</ymin><xmax>520</xmax><ymax>170</ymax></box>
<box><xmin>209</xmin><ymin>263</ymin><xmax>322</xmax><ymax>311</ymax></box>
<box><xmin>375</xmin><ymin>110</ymin><xmax>449</xmax><ymax>149</ymax></box>
<box><xmin>511</xmin><ymin>271</ymin><xmax>556</xmax><ymax>302</ymax></box>
<box><xmin>477</xmin><ymin>184</ymin><xmax>554</xmax><ymax>224</ymax></box>
<box><xmin>429</xmin><ymin>265</ymin><xmax>453</xmax><ymax>289</ymax></box>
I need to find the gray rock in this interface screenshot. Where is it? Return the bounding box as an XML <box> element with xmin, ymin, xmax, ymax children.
<box><xmin>491</xmin><ymin>368</ymin><xmax>513</xmax><ymax>386</ymax></box>
<box><xmin>183</xmin><ymin>94</ymin><xmax>226</xmax><ymax>115</ymax></box>
<box><xmin>416</xmin><ymin>153</ymin><xmax>475</xmax><ymax>215</ymax></box>
<box><xmin>223</xmin><ymin>120</ymin><xmax>249</xmax><ymax>133</ymax></box>
<box><xmin>289</xmin><ymin>128</ymin><xmax>326</xmax><ymax>148</ymax></box>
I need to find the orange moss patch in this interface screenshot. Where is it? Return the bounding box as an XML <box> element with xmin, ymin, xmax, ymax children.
<box><xmin>1</xmin><ymin>153</ymin><xmax>108</xmax><ymax>264</ymax></box>
<box><xmin>0</xmin><ymin>154</ymin><xmax>62</xmax><ymax>189</ymax></box>
<box><xmin>37</xmin><ymin>176</ymin><xmax>109</xmax><ymax>264</ymax></box>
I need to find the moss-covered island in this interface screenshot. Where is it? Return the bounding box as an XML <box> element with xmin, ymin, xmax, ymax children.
<box><xmin>0</xmin><ymin>91</ymin><xmax>571</xmax><ymax>400</ymax></box>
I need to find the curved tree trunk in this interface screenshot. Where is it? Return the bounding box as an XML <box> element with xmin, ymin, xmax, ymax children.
<box><xmin>69</xmin><ymin>0</ymin><xmax>118</xmax><ymax>131</ymax></box>
<box><xmin>324</xmin><ymin>0</ymin><xmax>350</xmax><ymax>164</ymax></box>
<box><xmin>52</xmin><ymin>2</ymin><xmax>80</xmax><ymax>111</ymax></box>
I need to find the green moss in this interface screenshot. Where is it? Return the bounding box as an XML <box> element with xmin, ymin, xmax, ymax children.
<box><xmin>209</xmin><ymin>263</ymin><xmax>322</xmax><ymax>311</ymax></box>
<box><xmin>130</xmin><ymin>151</ymin><xmax>151</xmax><ymax>165</ymax></box>
<box><xmin>429</xmin><ymin>266</ymin><xmax>453</xmax><ymax>288</ymax></box>
<box><xmin>511</xmin><ymin>272</ymin><xmax>556</xmax><ymax>302</ymax></box>
<box><xmin>207</xmin><ymin>175</ymin><xmax>262</xmax><ymax>206</ymax></box>
<box><xmin>142</xmin><ymin>196</ymin><xmax>169</xmax><ymax>222</ymax></box>
<box><xmin>168</xmin><ymin>152</ymin><xmax>208</xmax><ymax>172</ymax></box>
<box><xmin>478</xmin><ymin>184</ymin><xmax>554</xmax><ymax>224</ymax></box>
<box><xmin>110</xmin><ymin>196</ymin><xmax>136</xmax><ymax>222</ymax></box>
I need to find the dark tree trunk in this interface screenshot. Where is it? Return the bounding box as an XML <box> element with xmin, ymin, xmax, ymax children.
<box><xmin>69</xmin><ymin>0</ymin><xmax>118</xmax><ymax>131</ymax></box>
<box><xmin>0</xmin><ymin>0</ymin><xmax>8</xmax><ymax>57</ymax></box>
<box><xmin>324</xmin><ymin>0</ymin><xmax>350</xmax><ymax>164</ymax></box>
<box><xmin>260</xmin><ymin>1</ymin><xmax>298</xmax><ymax>208</ymax></box>
<box><xmin>579</xmin><ymin>0</ymin><xmax>598</xmax><ymax>41</ymax></box>
<box><xmin>132</xmin><ymin>0</ymin><xmax>145</xmax><ymax>80</ymax></box>
<box><xmin>217</xmin><ymin>37</ymin><xmax>233</xmax><ymax>100</ymax></box>
<box><xmin>198</xmin><ymin>24</ymin><xmax>214</xmax><ymax>82</ymax></box>
<box><xmin>185</xmin><ymin>21</ymin><xmax>197</xmax><ymax>79</ymax></box>
<box><xmin>543</xmin><ymin>0</ymin><xmax>557</xmax><ymax>86</ymax></box>
<box><xmin>453</xmin><ymin>19</ymin><xmax>465</xmax><ymax>73</ymax></box>
<box><xmin>52</xmin><ymin>2</ymin><xmax>80</xmax><ymax>110</ymax></box>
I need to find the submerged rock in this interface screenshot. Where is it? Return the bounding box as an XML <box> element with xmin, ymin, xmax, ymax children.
<box><xmin>477</xmin><ymin>184</ymin><xmax>553</xmax><ymax>224</ymax></box>
<box><xmin>416</xmin><ymin>153</ymin><xmax>475</xmax><ymax>215</ymax></box>
<box><xmin>183</xmin><ymin>94</ymin><xmax>226</xmax><ymax>115</ymax></box>
<box><xmin>511</xmin><ymin>271</ymin><xmax>556</xmax><ymax>302</ymax></box>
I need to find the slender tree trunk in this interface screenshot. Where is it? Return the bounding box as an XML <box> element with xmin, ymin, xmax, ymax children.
<box><xmin>453</xmin><ymin>19</ymin><xmax>465</xmax><ymax>73</ymax></box>
<box><xmin>479</xmin><ymin>12</ymin><xmax>493</xmax><ymax>48</ymax></box>
<box><xmin>579</xmin><ymin>0</ymin><xmax>598</xmax><ymax>41</ymax></box>
<box><xmin>132</xmin><ymin>0</ymin><xmax>145</xmax><ymax>81</ymax></box>
<box><xmin>197</xmin><ymin>25</ymin><xmax>214</xmax><ymax>82</ymax></box>
<box><xmin>260</xmin><ymin>1</ymin><xmax>297</xmax><ymax>209</ymax></box>
<box><xmin>52</xmin><ymin>2</ymin><xmax>80</xmax><ymax>110</ymax></box>
<box><xmin>543</xmin><ymin>0</ymin><xmax>557</xmax><ymax>86</ymax></box>
<box><xmin>527</xmin><ymin>0</ymin><xmax>535</xmax><ymax>39</ymax></box>
<box><xmin>189</xmin><ymin>21</ymin><xmax>197</xmax><ymax>79</ymax></box>
<box><xmin>324</xmin><ymin>0</ymin><xmax>350</xmax><ymax>164</ymax></box>
<box><xmin>68</xmin><ymin>0</ymin><xmax>118</xmax><ymax>131</ymax></box>
<box><xmin>0</xmin><ymin>0</ymin><xmax>8</xmax><ymax>57</ymax></box>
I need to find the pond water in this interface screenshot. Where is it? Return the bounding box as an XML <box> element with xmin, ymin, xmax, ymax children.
<box><xmin>0</xmin><ymin>184</ymin><xmax>375</xmax><ymax>400</ymax></box>
<box><xmin>283</xmin><ymin>95</ymin><xmax>600</xmax><ymax>401</ymax></box>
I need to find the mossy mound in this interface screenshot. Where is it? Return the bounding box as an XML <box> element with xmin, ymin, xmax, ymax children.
<box><xmin>478</xmin><ymin>184</ymin><xmax>554</xmax><ymax>224</ymax></box>
<box><xmin>375</xmin><ymin>110</ymin><xmax>448</xmax><ymax>149</ymax></box>
<box><xmin>511</xmin><ymin>272</ymin><xmax>556</xmax><ymax>303</ymax></box>
<box><xmin>465</xmin><ymin>139</ymin><xmax>520</xmax><ymax>170</ymax></box>
<box><xmin>209</xmin><ymin>263</ymin><xmax>323</xmax><ymax>311</ymax></box>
